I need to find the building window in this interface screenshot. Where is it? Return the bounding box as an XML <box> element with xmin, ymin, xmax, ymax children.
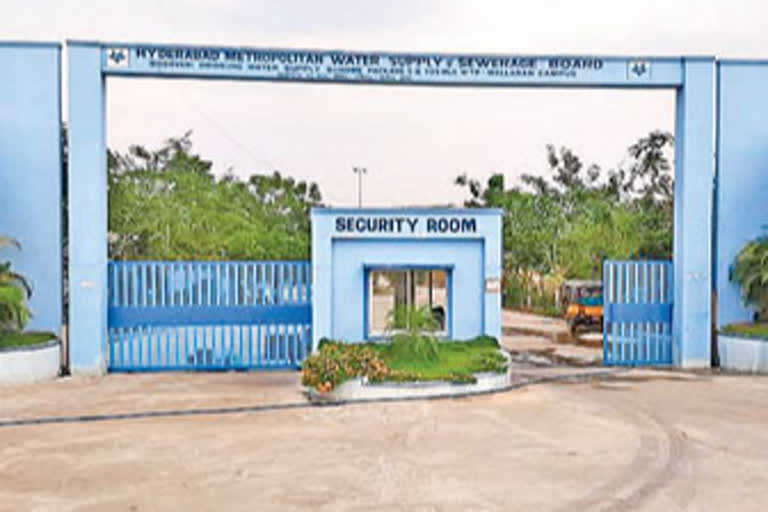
<box><xmin>368</xmin><ymin>268</ymin><xmax>449</xmax><ymax>338</ymax></box>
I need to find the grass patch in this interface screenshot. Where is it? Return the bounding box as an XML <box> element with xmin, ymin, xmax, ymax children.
<box><xmin>720</xmin><ymin>323</ymin><xmax>768</xmax><ymax>340</ymax></box>
<box><xmin>304</xmin><ymin>335</ymin><xmax>506</xmax><ymax>391</ymax></box>
<box><xmin>0</xmin><ymin>331</ymin><xmax>57</xmax><ymax>350</ymax></box>
<box><xmin>370</xmin><ymin>335</ymin><xmax>506</xmax><ymax>382</ymax></box>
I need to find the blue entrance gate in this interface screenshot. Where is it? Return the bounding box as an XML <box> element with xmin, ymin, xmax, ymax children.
<box><xmin>107</xmin><ymin>260</ymin><xmax>312</xmax><ymax>371</ymax></box>
<box><xmin>603</xmin><ymin>260</ymin><xmax>673</xmax><ymax>366</ymax></box>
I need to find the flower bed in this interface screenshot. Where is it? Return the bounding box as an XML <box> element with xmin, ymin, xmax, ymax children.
<box><xmin>302</xmin><ymin>336</ymin><xmax>509</xmax><ymax>401</ymax></box>
<box><xmin>0</xmin><ymin>236</ymin><xmax>60</xmax><ymax>383</ymax></box>
<box><xmin>720</xmin><ymin>233</ymin><xmax>768</xmax><ymax>373</ymax></box>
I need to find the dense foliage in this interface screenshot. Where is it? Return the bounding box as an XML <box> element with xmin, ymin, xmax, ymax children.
<box><xmin>456</xmin><ymin>131</ymin><xmax>674</xmax><ymax>310</ymax></box>
<box><xmin>107</xmin><ymin>129</ymin><xmax>674</xmax><ymax>315</ymax></box>
<box><xmin>0</xmin><ymin>236</ymin><xmax>32</xmax><ymax>332</ymax></box>
<box><xmin>108</xmin><ymin>132</ymin><xmax>322</xmax><ymax>260</ymax></box>
<box><xmin>730</xmin><ymin>236</ymin><xmax>768</xmax><ymax>320</ymax></box>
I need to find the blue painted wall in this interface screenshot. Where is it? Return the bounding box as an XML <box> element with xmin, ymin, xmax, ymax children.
<box><xmin>716</xmin><ymin>61</ymin><xmax>768</xmax><ymax>328</ymax></box>
<box><xmin>333</xmin><ymin>239</ymin><xmax>483</xmax><ymax>341</ymax></box>
<box><xmin>0</xmin><ymin>43</ymin><xmax>62</xmax><ymax>335</ymax></box>
<box><xmin>67</xmin><ymin>42</ymin><xmax>107</xmax><ymax>374</ymax></box>
<box><xmin>311</xmin><ymin>208</ymin><xmax>502</xmax><ymax>347</ymax></box>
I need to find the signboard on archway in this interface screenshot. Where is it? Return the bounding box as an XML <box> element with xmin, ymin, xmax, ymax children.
<box><xmin>63</xmin><ymin>41</ymin><xmax>714</xmax><ymax>373</ymax></box>
<box><xmin>99</xmin><ymin>44</ymin><xmax>678</xmax><ymax>87</ymax></box>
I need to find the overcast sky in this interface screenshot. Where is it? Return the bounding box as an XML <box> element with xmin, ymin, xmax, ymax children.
<box><xmin>6</xmin><ymin>0</ymin><xmax>768</xmax><ymax>206</ymax></box>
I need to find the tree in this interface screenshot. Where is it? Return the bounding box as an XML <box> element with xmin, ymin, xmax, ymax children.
<box><xmin>108</xmin><ymin>133</ymin><xmax>323</xmax><ymax>260</ymax></box>
<box><xmin>456</xmin><ymin>131</ymin><xmax>675</xmax><ymax>309</ymax></box>
<box><xmin>625</xmin><ymin>130</ymin><xmax>675</xmax><ymax>202</ymax></box>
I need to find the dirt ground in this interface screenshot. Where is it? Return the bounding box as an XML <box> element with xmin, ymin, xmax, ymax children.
<box><xmin>502</xmin><ymin>309</ymin><xmax>603</xmax><ymax>365</ymax></box>
<box><xmin>1</xmin><ymin>369</ymin><xmax>768</xmax><ymax>511</ymax></box>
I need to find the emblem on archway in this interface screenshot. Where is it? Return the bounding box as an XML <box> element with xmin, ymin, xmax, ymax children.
<box><xmin>628</xmin><ymin>59</ymin><xmax>651</xmax><ymax>79</ymax></box>
<box><xmin>106</xmin><ymin>47</ymin><xmax>129</xmax><ymax>68</ymax></box>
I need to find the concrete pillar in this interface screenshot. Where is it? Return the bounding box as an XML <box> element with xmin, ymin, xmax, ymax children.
<box><xmin>674</xmin><ymin>57</ymin><xmax>715</xmax><ymax>368</ymax></box>
<box><xmin>67</xmin><ymin>42</ymin><xmax>107</xmax><ymax>374</ymax></box>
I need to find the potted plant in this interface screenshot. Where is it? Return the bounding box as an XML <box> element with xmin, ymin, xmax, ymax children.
<box><xmin>0</xmin><ymin>236</ymin><xmax>59</xmax><ymax>383</ymax></box>
<box><xmin>719</xmin><ymin>235</ymin><xmax>768</xmax><ymax>372</ymax></box>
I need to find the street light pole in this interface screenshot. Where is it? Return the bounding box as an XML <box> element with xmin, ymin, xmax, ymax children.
<box><xmin>353</xmin><ymin>166</ymin><xmax>367</xmax><ymax>207</ymax></box>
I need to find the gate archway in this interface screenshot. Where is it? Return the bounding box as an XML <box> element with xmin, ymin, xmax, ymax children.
<box><xmin>66</xmin><ymin>42</ymin><xmax>714</xmax><ymax>372</ymax></box>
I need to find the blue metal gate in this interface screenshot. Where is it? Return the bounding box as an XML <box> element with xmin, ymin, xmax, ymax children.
<box><xmin>107</xmin><ymin>260</ymin><xmax>312</xmax><ymax>371</ymax></box>
<box><xmin>603</xmin><ymin>260</ymin><xmax>673</xmax><ymax>366</ymax></box>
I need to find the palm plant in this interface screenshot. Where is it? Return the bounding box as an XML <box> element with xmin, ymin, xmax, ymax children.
<box><xmin>0</xmin><ymin>236</ymin><xmax>32</xmax><ymax>331</ymax></box>
<box><xmin>386</xmin><ymin>304</ymin><xmax>441</xmax><ymax>364</ymax></box>
<box><xmin>386</xmin><ymin>304</ymin><xmax>440</xmax><ymax>335</ymax></box>
<box><xmin>730</xmin><ymin>235</ymin><xmax>768</xmax><ymax>321</ymax></box>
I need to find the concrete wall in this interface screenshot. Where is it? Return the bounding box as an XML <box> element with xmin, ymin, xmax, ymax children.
<box><xmin>0</xmin><ymin>42</ymin><xmax>62</xmax><ymax>335</ymax></box>
<box><xmin>312</xmin><ymin>208</ymin><xmax>502</xmax><ymax>347</ymax></box>
<box><xmin>716</xmin><ymin>61</ymin><xmax>768</xmax><ymax>328</ymax></box>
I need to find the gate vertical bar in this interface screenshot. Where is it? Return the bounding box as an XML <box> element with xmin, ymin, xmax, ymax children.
<box><xmin>107</xmin><ymin>259</ymin><xmax>312</xmax><ymax>371</ymax></box>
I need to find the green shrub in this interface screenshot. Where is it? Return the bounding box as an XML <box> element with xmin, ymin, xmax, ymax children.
<box><xmin>731</xmin><ymin>236</ymin><xmax>768</xmax><ymax>318</ymax></box>
<box><xmin>465</xmin><ymin>335</ymin><xmax>500</xmax><ymax>348</ymax></box>
<box><xmin>731</xmin><ymin>236</ymin><xmax>768</xmax><ymax>321</ymax></box>
<box><xmin>389</xmin><ymin>333</ymin><xmax>439</xmax><ymax>364</ymax></box>
<box><xmin>385</xmin><ymin>305</ymin><xmax>442</xmax><ymax>367</ymax></box>
<box><xmin>474</xmin><ymin>351</ymin><xmax>508</xmax><ymax>373</ymax></box>
<box><xmin>387</xmin><ymin>304</ymin><xmax>440</xmax><ymax>333</ymax></box>
<box><xmin>0</xmin><ymin>236</ymin><xmax>32</xmax><ymax>332</ymax></box>
<box><xmin>317</xmin><ymin>337</ymin><xmax>334</xmax><ymax>350</ymax></box>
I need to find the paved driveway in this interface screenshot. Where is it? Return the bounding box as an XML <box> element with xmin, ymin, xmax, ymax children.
<box><xmin>1</xmin><ymin>371</ymin><xmax>767</xmax><ymax>511</ymax></box>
